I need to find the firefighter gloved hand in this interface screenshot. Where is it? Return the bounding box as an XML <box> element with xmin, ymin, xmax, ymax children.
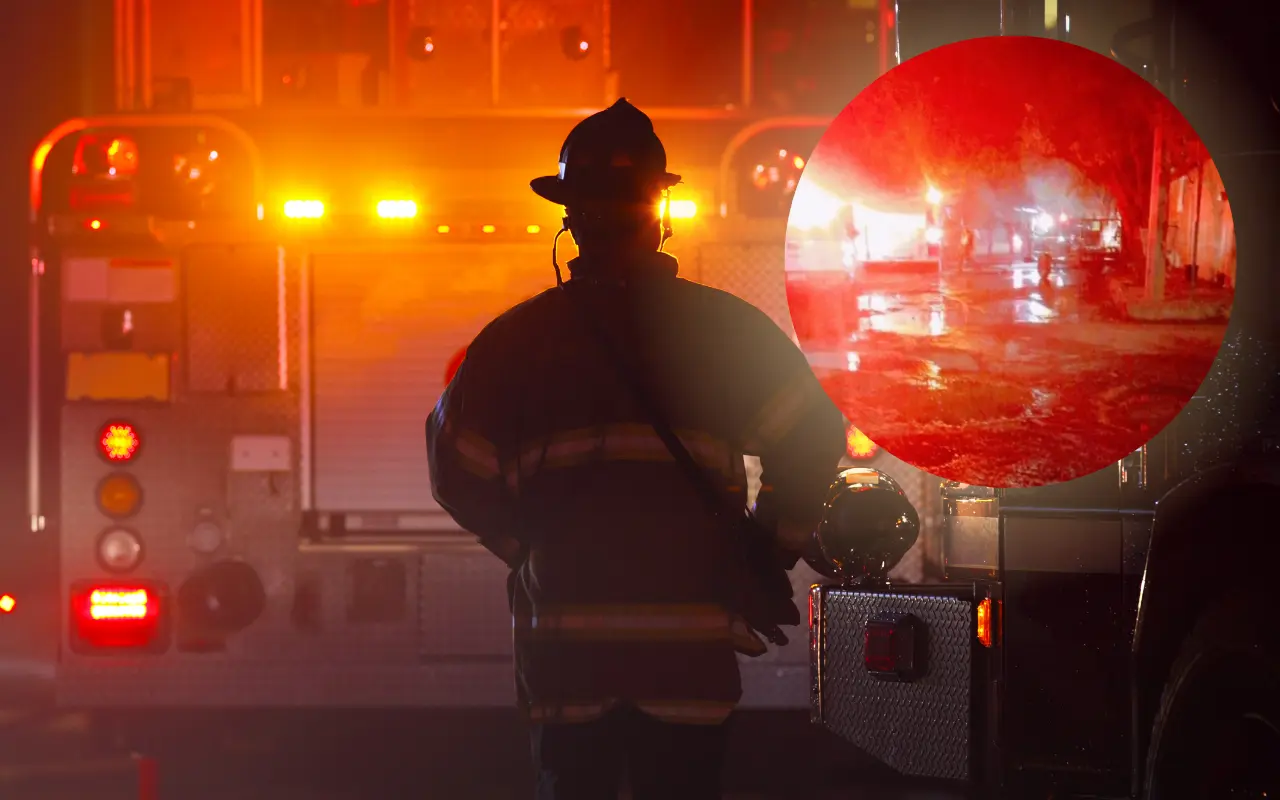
<box><xmin>730</xmin><ymin>615</ymin><xmax>769</xmax><ymax>658</ymax></box>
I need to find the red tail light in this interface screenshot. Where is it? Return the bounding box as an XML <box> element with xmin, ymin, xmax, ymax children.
<box><xmin>864</xmin><ymin>612</ymin><xmax>926</xmax><ymax>682</ymax></box>
<box><xmin>69</xmin><ymin>582</ymin><xmax>168</xmax><ymax>652</ymax></box>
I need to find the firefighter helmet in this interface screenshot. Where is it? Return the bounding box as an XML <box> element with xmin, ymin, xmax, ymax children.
<box><xmin>814</xmin><ymin>468</ymin><xmax>920</xmax><ymax>584</ymax></box>
<box><xmin>530</xmin><ymin>98</ymin><xmax>682</xmax><ymax>207</ymax></box>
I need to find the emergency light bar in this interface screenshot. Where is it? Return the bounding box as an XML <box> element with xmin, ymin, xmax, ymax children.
<box><xmin>283</xmin><ymin>199</ymin><xmax>325</xmax><ymax>219</ymax></box>
<box><xmin>376</xmin><ymin>199</ymin><xmax>418</xmax><ymax>219</ymax></box>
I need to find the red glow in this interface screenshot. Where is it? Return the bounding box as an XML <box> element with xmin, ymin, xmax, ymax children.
<box><xmin>846</xmin><ymin>426</ymin><xmax>879</xmax><ymax>460</ymax></box>
<box><xmin>71</xmin><ymin>585</ymin><xmax>160</xmax><ymax>649</ymax></box>
<box><xmin>99</xmin><ymin>422</ymin><xmax>140</xmax><ymax>462</ymax></box>
<box><xmin>72</xmin><ymin>134</ymin><xmax>139</xmax><ymax>179</ymax></box>
<box><xmin>444</xmin><ymin>346</ymin><xmax>467</xmax><ymax>386</ymax></box>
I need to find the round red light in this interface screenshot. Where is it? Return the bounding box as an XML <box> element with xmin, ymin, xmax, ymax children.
<box><xmin>99</xmin><ymin>422</ymin><xmax>140</xmax><ymax>462</ymax></box>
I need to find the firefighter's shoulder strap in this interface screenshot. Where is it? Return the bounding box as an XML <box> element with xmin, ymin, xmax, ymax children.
<box><xmin>560</xmin><ymin>280</ymin><xmax>797</xmax><ymax>647</ymax></box>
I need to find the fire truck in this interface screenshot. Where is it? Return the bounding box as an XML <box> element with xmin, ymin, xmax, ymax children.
<box><xmin>809</xmin><ymin>1</ymin><xmax>1280</xmax><ymax>797</ymax></box>
<box><xmin>14</xmin><ymin>0</ymin><xmax>953</xmax><ymax>721</ymax></box>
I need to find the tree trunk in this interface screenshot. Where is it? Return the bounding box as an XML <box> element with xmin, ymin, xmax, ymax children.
<box><xmin>1118</xmin><ymin>198</ymin><xmax>1146</xmax><ymax>277</ymax></box>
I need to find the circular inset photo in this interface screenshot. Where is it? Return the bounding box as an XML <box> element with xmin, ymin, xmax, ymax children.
<box><xmin>785</xmin><ymin>36</ymin><xmax>1235</xmax><ymax>488</ymax></box>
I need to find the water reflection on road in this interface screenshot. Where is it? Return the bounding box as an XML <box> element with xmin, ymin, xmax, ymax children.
<box><xmin>844</xmin><ymin>261</ymin><xmax>1085</xmax><ymax>338</ymax></box>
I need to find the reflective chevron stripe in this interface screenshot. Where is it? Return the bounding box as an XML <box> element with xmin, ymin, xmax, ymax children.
<box><xmin>525</xmin><ymin>699</ymin><xmax>735</xmax><ymax>726</ymax></box>
<box><xmin>744</xmin><ymin>370</ymin><xmax>818</xmax><ymax>450</ymax></box>
<box><xmin>521</xmin><ymin>604</ymin><xmax>734</xmax><ymax>643</ymax></box>
<box><xmin>447</xmin><ymin>426</ymin><xmax>501</xmax><ymax>480</ymax></box>
<box><xmin>510</xmin><ymin>424</ymin><xmax>737</xmax><ymax>481</ymax></box>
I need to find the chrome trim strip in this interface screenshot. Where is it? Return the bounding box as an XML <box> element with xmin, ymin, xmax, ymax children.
<box><xmin>28</xmin><ymin>253</ymin><xmax>42</xmax><ymax>531</ymax></box>
<box><xmin>298</xmin><ymin>250</ymin><xmax>312</xmax><ymax>511</ymax></box>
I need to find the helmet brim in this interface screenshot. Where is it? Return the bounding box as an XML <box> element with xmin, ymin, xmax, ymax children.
<box><xmin>530</xmin><ymin>173</ymin><xmax>683</xmax><ymax>206</ymax></box>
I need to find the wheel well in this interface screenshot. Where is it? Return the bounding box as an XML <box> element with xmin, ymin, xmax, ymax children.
<box><xmin>1134</xmin><ymin>484</ymin><xmax>1280</xmax><ymax>785</ymax></box>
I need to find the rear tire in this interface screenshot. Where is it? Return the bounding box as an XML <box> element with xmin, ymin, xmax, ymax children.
<box><xmin>1144</xmin><ymin>592</ymin><xmax>1280</xmax><ymax>800</ymax></box>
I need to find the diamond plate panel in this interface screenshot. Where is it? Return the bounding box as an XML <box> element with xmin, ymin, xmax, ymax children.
<box><xmin>184</xmin><ymin>244</ymin><xmax>283</xmax><ymax>393</ymax></box>
<box><xmin>815</xmin><ymin>590</ymin><xmax>972</xmax><ymax>780</ymax></box>
<box><xmin>695</xmin><ymin>242</ymin><xmax>794</xmax><ymax>337</ymax></box>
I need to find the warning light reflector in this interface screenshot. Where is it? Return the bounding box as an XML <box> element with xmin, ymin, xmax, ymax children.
<box><xmin>864</xmin><ymin>612</ymin><xmax>926</xmax><ymax>682</ymax></box>
<box><xmin>97</xmin><ymin>473</ymin><xmax>143</xmax><ymax>519</ymax></box>
<box><xmin>70</xmin><ymin>582</ymin><xmax>164</xmax><ymax>650</ymax></box>
<box><xmin>977</xmin><ymin>597</ymin><xmax>994</xmax><ymax>647</ymax></box>
<box><xmin>376</xmin><ymin>199</ymin><xmax>418</xmax><ymax>219</ymax></box>
<box><xmin>846</xmin><ymin>426</ymin><xmax>879</xmax><ymax>460</ymax></box>
<box><xmin>99</xmin><ymin>422</ymin><xmax>140</xmax><ymax>462</ymax></box>
<box><xmin>0</xmin><ymin>594</ymin><xmax>15</xmax><ymax>613</ymax></box>
<box><xmin>283</xmin><ymin>199</ymin><xmax>325</xmax><ymax>219</ymax></box>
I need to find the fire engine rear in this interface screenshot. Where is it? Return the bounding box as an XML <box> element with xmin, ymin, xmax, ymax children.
<box><xmin>16</xmin><ymin>0</ymin><xmax>954</xmax><ymax>717</ymax></box>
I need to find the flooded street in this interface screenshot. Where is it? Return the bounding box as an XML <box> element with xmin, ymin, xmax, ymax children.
<box><xmin>790</xmin><ymin>257</ymin><xmax>1226</xmax><ymax>486</ymax></box>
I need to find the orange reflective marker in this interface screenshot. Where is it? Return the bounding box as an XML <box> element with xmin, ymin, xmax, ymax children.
<box><xmin>976</xmin><ymin>597</ymin><xmax>994</xmax><ymax>647</ymax></box>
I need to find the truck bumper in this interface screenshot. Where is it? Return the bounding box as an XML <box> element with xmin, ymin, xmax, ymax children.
<box><xmin>810</xmin><ymin>582</ymin><xmax>1000</xmax><ymax>786</ymax></box>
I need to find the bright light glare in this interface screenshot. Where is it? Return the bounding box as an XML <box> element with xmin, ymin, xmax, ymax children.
<box><xmin>437</xmin><ymin>225</ymin><xmax>450</xmax><ymax>233</ymax></box>
<box><xmin>659</xmin><ymin>198</ymin><xmax>698</xmax><ymax>219</ymax></box>
<box><xmin>89</xmin><ymin>589</ymin><xmax>148</xmax><ymax>620</ymax></box>
<box><xmin>527</xmin><ymin>224</ymin><xmax>541</xmax><ymax>234</ymax></box>
<box><xmin>846</xmin><ymin>426</ymin><xmax>879</xmax><ymax>459</ymax></box>
<box><xmin>0</xmin><ymin>594</ymin><xmax>14</xmax><ymax>613</ymax></box>
<box><xmin>926</xmin><ymin>186</ymin><xmax>943</xmax><ymax>205</ymax></box>
<box><xmin>482</xmin><ymin>224</ymin><xmax>496</xmax><ymax>233</ymax></box>
<box><xmin>925</xmin><ymin>226</ymin><xmax>943</xmax><ymax>245</ymax></box>
<box><xmin>851</xmin><ymin>204</ymin><xmax>928</xmax><ymax>261</ymax></box>
<box><xmin>789</xmin><ymin>181</ymin><xmax>843</xmax><ymax>230</ymax></box>
<box><xmin>1012</xmin><ymin>233</ymin><xmax>1024</xmax><ymax>251</ymax></box>
<box><xmin>376</xmin><ymin>199</ymin><xmax>418</xmax><ymax>219</ymax></box>
<box><xmin>1034</xmin><ymin>211</ymin><xmax>1054</xmax><ymax>233</ymax></box>
<box><xmin>284</xmin><ymin>200</ymin><xmax>324</xmax><ymax>219</ymax></box>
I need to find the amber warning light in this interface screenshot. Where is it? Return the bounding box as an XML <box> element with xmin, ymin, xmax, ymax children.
<box><xmin>977</xmin><ymin>597</ymin><xmax>995</xmax><ymax>648</ymax></box>
<box><xmin>846</xmin><ymin>425</ymin><xmax>879</xmax><ymax>460</ymax></box>
<box><xmin>99</xmin><ymin>422</ymin><xmax>140</xmax><ymax>462</ymax></box>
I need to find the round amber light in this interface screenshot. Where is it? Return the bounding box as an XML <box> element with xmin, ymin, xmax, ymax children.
<box><xmin>97</xmin><ymin>473</ymin><xmax>143</xmax><ymax>519</ymax></box>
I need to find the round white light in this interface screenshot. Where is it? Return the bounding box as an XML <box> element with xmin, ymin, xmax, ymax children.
<box><xmin>98</xmin><ymin>528</ymin><xmax>144</xmax><ymax>573</ymax></box>
<box><xmin>188</xmin><ymin>521</ymin><xmax>224</xmax><ymax>555</ymax></box>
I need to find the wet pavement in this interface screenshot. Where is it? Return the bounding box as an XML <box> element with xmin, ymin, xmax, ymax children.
<box><xmin>788</xmin><ymin>255</ymin><xmax>1227</xmax><ymax>486</ymax></box>
<box><xmin>0</xmin><ymin>701</ymin><xmax>966</xmax><ymax>799</ymax></box>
